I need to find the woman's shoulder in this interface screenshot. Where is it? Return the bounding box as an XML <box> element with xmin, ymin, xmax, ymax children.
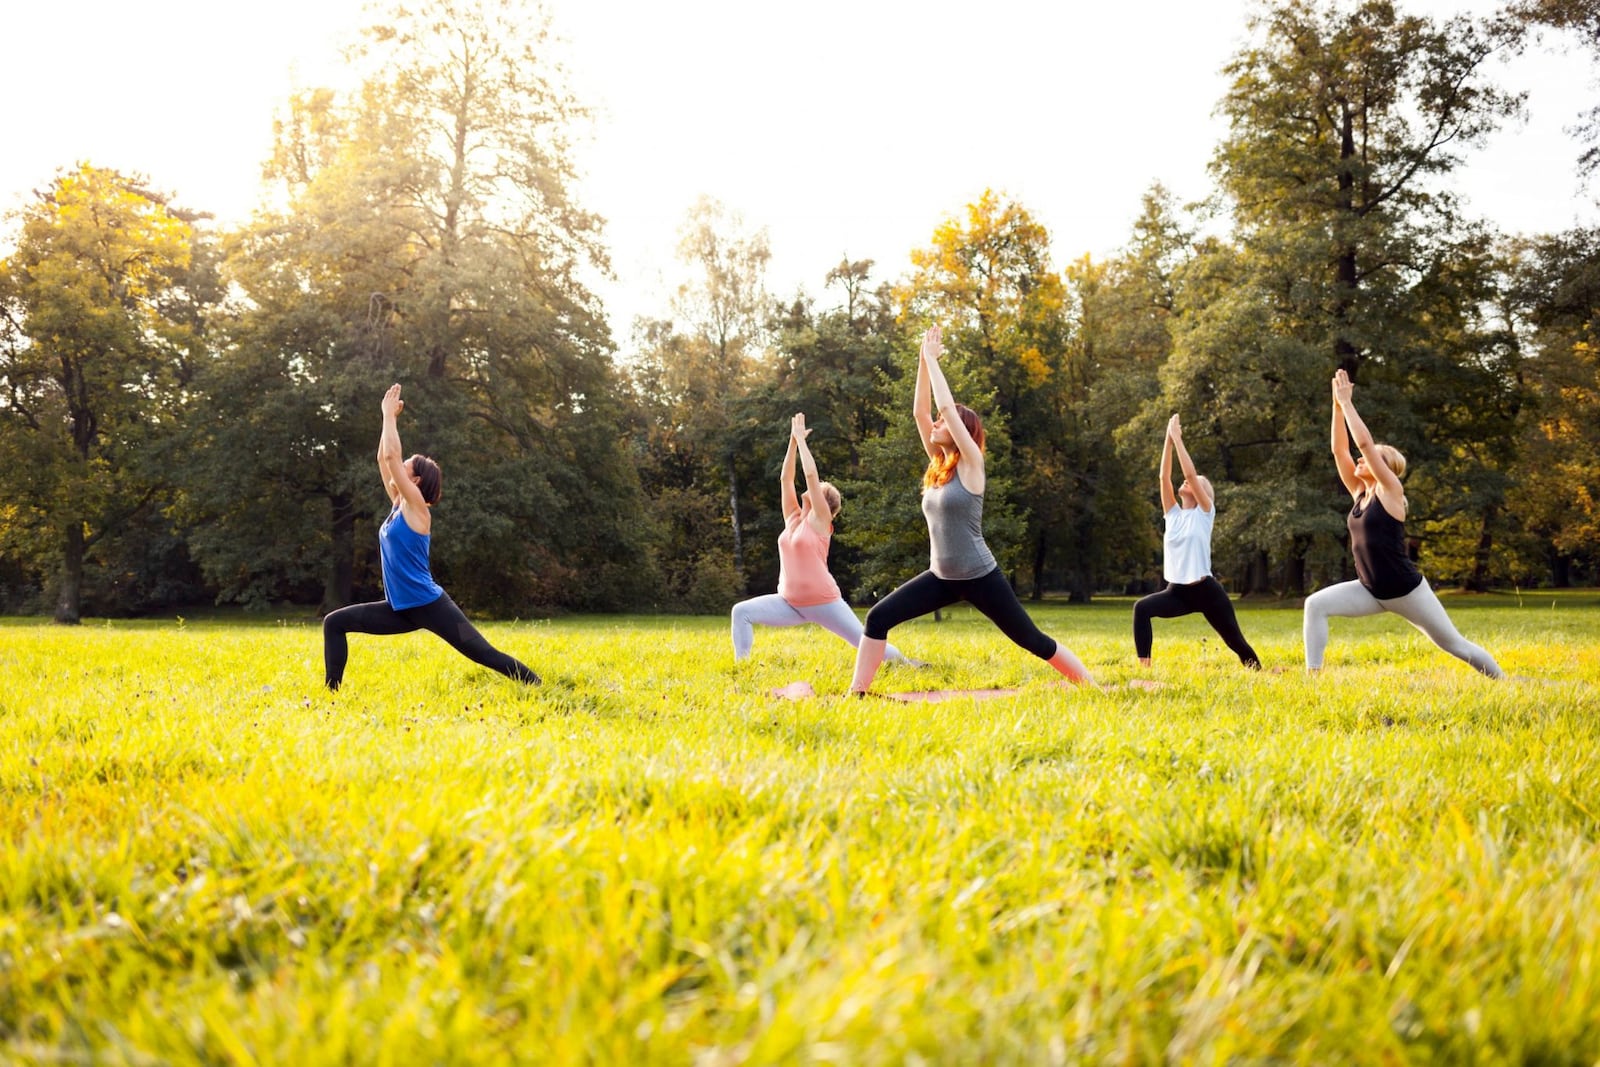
<box><xmin>399</xmin><ymin>500</ymin><xmax>432</xmax><ymax>535</ymax></box>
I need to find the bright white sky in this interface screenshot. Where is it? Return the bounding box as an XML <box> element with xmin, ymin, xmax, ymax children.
<box><xmin>4</xmin><ymin>0</ymin><xmax>1595</xmax><ymax>347</ymax></box>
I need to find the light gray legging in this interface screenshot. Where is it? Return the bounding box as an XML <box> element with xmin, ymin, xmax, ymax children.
<box><xmin>731</xmin><ymin>594</ymin><xmax>910</xmax><ymax>663</ymax></box>
<box><xmin>1303</xmin><ymin>579</ymin><xmax>1504</xmax><ymax>677</ymax></box>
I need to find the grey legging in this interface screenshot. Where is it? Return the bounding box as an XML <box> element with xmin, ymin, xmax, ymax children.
<box><xmin>731</xmin><ymin>594</ymin><xmax>910</xmax><ymax>663</ymax></box>
<box><xmin>1303</xmin><ymin>579</ymin><xmax>1504</xmax><ymax>677</ymax></box>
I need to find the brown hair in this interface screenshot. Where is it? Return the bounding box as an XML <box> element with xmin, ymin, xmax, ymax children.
<box><xmin>922</xmin><ymin>404</ymin><xmax>986</xmax><ymax>489</ymax></box>
<box><xmin>410</xmin><ymin>454</ymin><xmax>442</xmax><ymax>504</ymax></box>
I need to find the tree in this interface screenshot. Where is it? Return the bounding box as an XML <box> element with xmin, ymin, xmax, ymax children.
<box><xmin>1500</xmin><ymin>230</ymin><xmax>1600</xmax><ymax>584</ymax></box>
<box><xmin>1070</xmin><ymin>187</ymin><xmax>1196</xmax><ymax>593</ymax></box>
<box><xmin>188</xmin><ymin>0</ymin><xmax>656</xmax><ymax>613</ymax></box>
<box><xmin>0</xmin><ymin>165</ymin><xmax>215</xmax><ymax>622</ymax></box>
<box><xmin>629</xmin><ymin>197</ymin><xmax>771</xmax><ymax>596</ymax></box>
<box><xmin>1190</xmin><ymin>0</ymin><xmax>1524</xmax><ymax>592</ymax></box>
<box><xmin>1507</xmin><ymin>0</ymin><xmax>1600</xmax><ymax>175</ymax></box>
<box><xmin>670</xmin><ymin>197</ymin><xmax>772</xmax><ymax>583</ymax></box>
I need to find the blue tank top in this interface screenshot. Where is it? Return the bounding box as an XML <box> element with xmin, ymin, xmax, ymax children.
<box><xmin>379</xmin><ymin>505</ymin><xmax>443</xmax><ymax>610</ymax></box>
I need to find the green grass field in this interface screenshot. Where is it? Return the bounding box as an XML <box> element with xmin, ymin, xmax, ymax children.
<box><xmin>3</xmin><ymin>592</ymin><xmax>1599</xmax><ymax>1064</ymax></box>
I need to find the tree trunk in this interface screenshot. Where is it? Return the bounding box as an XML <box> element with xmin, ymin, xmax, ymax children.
<box><xmin>1283</xmin><ymin>537</ymin><xmax>1308</xmax><ymax>597</ymax></box>
<box><xmin>1334</xmin><ymin>101</ymin><xmax>1361</xmax><ymax>375</ymax></box>
<box><xmin>1031</xmin><ymin>530</ymin><xmax>1048</xmax><ymax>601</ymax></box>
<box><xmin>56</xmin><ymin>522</ymin><xmax>84</xmax><ymax>624</ymax></box>
<box><xmin>1463</xmin><ymin>505</ymin><xmax>1497</xmax><ymax>592</ymax></box>
<box><xmin>1283</xmin><ymin>556</ymin><xmax>1306</xmax><ymax>597</ymax></box>
<box><xmin>1549</xmin><ymin>548</ymin><xmax>1571</xmax><ymax>589</ymax></box>
<box><xmin>1067</xmin><ymin>560</ymin><xmax>1092</xmax><ymax>604</ymax></box>
<box><xmin>322</xmin><ymin>491</ymin><xmax>356</xmax><ymax>612</ymax></box>
<box><xmin>727</xmin><ymin>457</ymin><xmax>745</xmax><ymax>593</ymax></box>
<box><xmin>1243</xmin><ymin>549</ymin><xmax>1271</xmax><ymax>596</ymax></box>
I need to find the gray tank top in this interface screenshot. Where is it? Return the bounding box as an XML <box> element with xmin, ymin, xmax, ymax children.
<box><xmin>922</xmin><ymin>475</ymin><xmax>997</xmax><ymax>580</ymax></box>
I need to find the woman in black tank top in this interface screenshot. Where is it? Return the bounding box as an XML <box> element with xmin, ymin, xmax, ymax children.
<box><xmin>1347</xmin><ymin>490</ymin><xmax>1423</xmax><ymax>600</ymax></box>
<box><xmin>1301</xmin><ymin>370</ymin><xmax>1504</xmax><ymax>678</ymax></box>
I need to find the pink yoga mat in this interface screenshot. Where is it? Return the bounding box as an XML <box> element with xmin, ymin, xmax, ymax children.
<box><xmin>885</xmin><ymin>688</ymin><xmax>1020</xmax><ymax>703</ymax></box>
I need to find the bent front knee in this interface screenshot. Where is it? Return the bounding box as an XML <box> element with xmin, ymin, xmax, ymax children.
<box><xmin>863</xmin><ymin>606</ymin><xmax>891</xmax><ymax>642</ymax></box>
<box><xmin>1302</xmin><ymin>591</ymin><xmax>1333</xmax><ymax>621</ymax></box>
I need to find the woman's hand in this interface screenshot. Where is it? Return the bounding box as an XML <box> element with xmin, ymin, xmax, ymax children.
<box><xmin>920</xmin><ymin>324</ymin><xmax>943</xmax><ymax>364</ymax></box>
<box><xmin>791</xmin><ymin>412</ymin><xmax>810</xmax><ymax>440</ymax></box>
<box><xmin>382</xmin><ymin>383</ymin><xmax>405</xmax><ymax>419</ymax></box>
<box><xmin>1333</xmin><ymin>369</ymin><xmax>1353</xmax><ymax>406</ymax></box>
<box><xmin>1167</xmin><ymin>413</ymin><xmax>1182</xmax><ymax>443</ymax></box>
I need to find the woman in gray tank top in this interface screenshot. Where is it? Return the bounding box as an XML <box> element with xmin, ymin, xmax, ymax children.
<box><xmin>848</xmin><ymin>325</ymin><xmax>1097</xmax><ymax>695</ymax></box>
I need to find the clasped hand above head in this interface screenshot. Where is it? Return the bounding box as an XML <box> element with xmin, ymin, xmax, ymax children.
<box><xmin>1333</xmin><ymin>368</ymin><xmax>1353</xmax><ymax>405</ymax></box>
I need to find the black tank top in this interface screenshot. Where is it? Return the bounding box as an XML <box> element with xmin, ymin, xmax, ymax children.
<box><xmin>1348</xmin><ymin>493</ymin><xmax>1423</xmax><ymax>600</ymax></box>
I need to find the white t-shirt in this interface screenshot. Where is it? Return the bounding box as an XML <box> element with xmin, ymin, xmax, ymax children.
<box><xmin>1163</xmin><ymin>504</ymin><xmax>1215</xmax><ymax>584</ymax></box>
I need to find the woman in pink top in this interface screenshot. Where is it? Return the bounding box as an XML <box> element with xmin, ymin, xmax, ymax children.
<box><xmin>731</xmin><ymin>413</ymin><xmax>912</xmax><ymax>664</ymax></box>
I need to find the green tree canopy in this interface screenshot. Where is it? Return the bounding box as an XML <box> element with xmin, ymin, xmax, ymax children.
<box><xmin>0</xmin><ymin>164</ymin><xmax>216</xmax><ymax>622</ymax></box>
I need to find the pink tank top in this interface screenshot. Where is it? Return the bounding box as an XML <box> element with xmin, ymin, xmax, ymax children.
<box><xmin>776</xmin><ymin>511</ymin><xmax>840</xmax><ymax>607</ymax></box>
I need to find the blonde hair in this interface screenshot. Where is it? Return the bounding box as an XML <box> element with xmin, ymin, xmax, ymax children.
<box><xmin>1371</xmin><ymin>444</ymin><xmax>1407</xmax><ymax>479</ymax></box>
<box><xmin>819</xmin><ymin>481</ymin><xmax>841</xmax><ymax>518</ymax></box>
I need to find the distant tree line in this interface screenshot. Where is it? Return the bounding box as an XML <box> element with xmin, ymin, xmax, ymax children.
<box><xmin>2</xmin><ymin>0</ymin><xmax>1598</xmax><ymax>622</ymax></box>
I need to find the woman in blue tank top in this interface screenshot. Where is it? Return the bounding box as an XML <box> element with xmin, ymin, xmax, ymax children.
<box><xmin>321</xmin><ymin>384</ymin><xmax>541</xmax><ymax>691</ymax></box>
<box><xmin>847</xmin><ymin>324</ymin><xmax>1096</xmax><ymax>695</ymax></box>
<box><xmin>1302</xmin><ymin>370</ymin><xmax>1504</xmax><ymax>677</ymax></box>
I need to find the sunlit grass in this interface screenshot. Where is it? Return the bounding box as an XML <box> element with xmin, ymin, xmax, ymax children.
<box><xmin>2</xmin><ymin>592</ymin><xmax>1598</xmax><ymax>1063</ymax></box>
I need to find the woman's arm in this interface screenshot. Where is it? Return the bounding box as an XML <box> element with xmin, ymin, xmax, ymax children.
<box><xmin>1159</xmin><ymin>417</ymin><xmax>1177</xmax><ymax>513</ymax></box>
<box><xmin>378</xmin><ymin>384</ymin><xmax>429</xmax><ymax>531</ymax></box>
<box><xmin>792</xmin><ymin>413</ymin><xmax>830</xmax><ymax>536</ymax></box>
<box><xmin>913</xmin><ymin>343</ymin><xmax>937</xmax><ymax>462</ymax></box>
<box><xmin>1334</xmin><ymin>370</ymin><xmax>1405</xmax><ymax>512</ymax></box>
<box><xmin>1169</xmin><ymin>414</ymin><xmax>1212</xmax><ymax>512</ymax></box>
<box><xmin>1330</xmin><ymin>372</ymin><xmax>1362</xmax><ymax>497</ymax></box>
<box><xmin>780</xmin><ymin>427</ymin><xmax>800</xmax><ymax>520</ymax></box>
<box><xmin>921</xmin><ymin>326</ymin><xmax>985</xmax><ymax>491</ymax></box>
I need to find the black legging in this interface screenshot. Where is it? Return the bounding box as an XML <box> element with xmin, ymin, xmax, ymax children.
<box><xmin>1132</xmin><ymin>576</ymin><xmax>1261</xmax><ymax>668</ymax></box>
<box><xmin>322</xmin><ymin>592</ymin><xmax>540</xmax><ymax>690</ymax></box>
<box><xmin>864</xmin><ymin>567</ymin><xmax>1056</xmax><ymax>659</ymax></box>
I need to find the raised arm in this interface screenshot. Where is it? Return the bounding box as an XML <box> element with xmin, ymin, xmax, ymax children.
<box><xmin>1159</xmin><ymin>417</ymin><xmax>1177</xmax><ymax>513</ymax></box>
<box><xmin>1333</xmin><ymin>369</ymin><xmax>1405</xmax><ymax>508</ymax></box>
<box><xmin>779</xmin><ymin>427</ymin><xmax>800</xmax><ymax>520</ymax></box>
<box><xmin>378</xmin><ymin>384</ymin><xmax>429</xmax><ymax>527</ymax></box>
<box><xmin>1169</xmin><ymin>414</ymin><xmax>1212</xmax><ymax>512</ymax></box>
<box><xmin>1330</xmin><ymin>372</ymin><xmax>1361</xmax><ymax>497</ymax></box>
<box><xmin>913</xmin><ymin>342</ymin><xmax>938</xmax><ymax>461</ymax></box>
<box><xmin>922</xmin><ymin>326</ymin><xmax>985</xmax><ymax>493</ymax></box>
<box><xmin>792</xmin><ymin>413</ymin><xmax>830</xmax><ymax>536</ymax></box>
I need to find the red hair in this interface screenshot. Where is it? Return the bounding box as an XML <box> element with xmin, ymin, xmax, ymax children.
<box><xmin>922</xmin><ymin>404</ymin><xmax>986</xmax><ymax>489</ymax></box>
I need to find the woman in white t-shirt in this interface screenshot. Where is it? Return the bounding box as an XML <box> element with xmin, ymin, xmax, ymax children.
<box><xmin>1132</xmin><ymin>414</ymin><xmax>1262</xmax><ymax>670</ymax></box>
